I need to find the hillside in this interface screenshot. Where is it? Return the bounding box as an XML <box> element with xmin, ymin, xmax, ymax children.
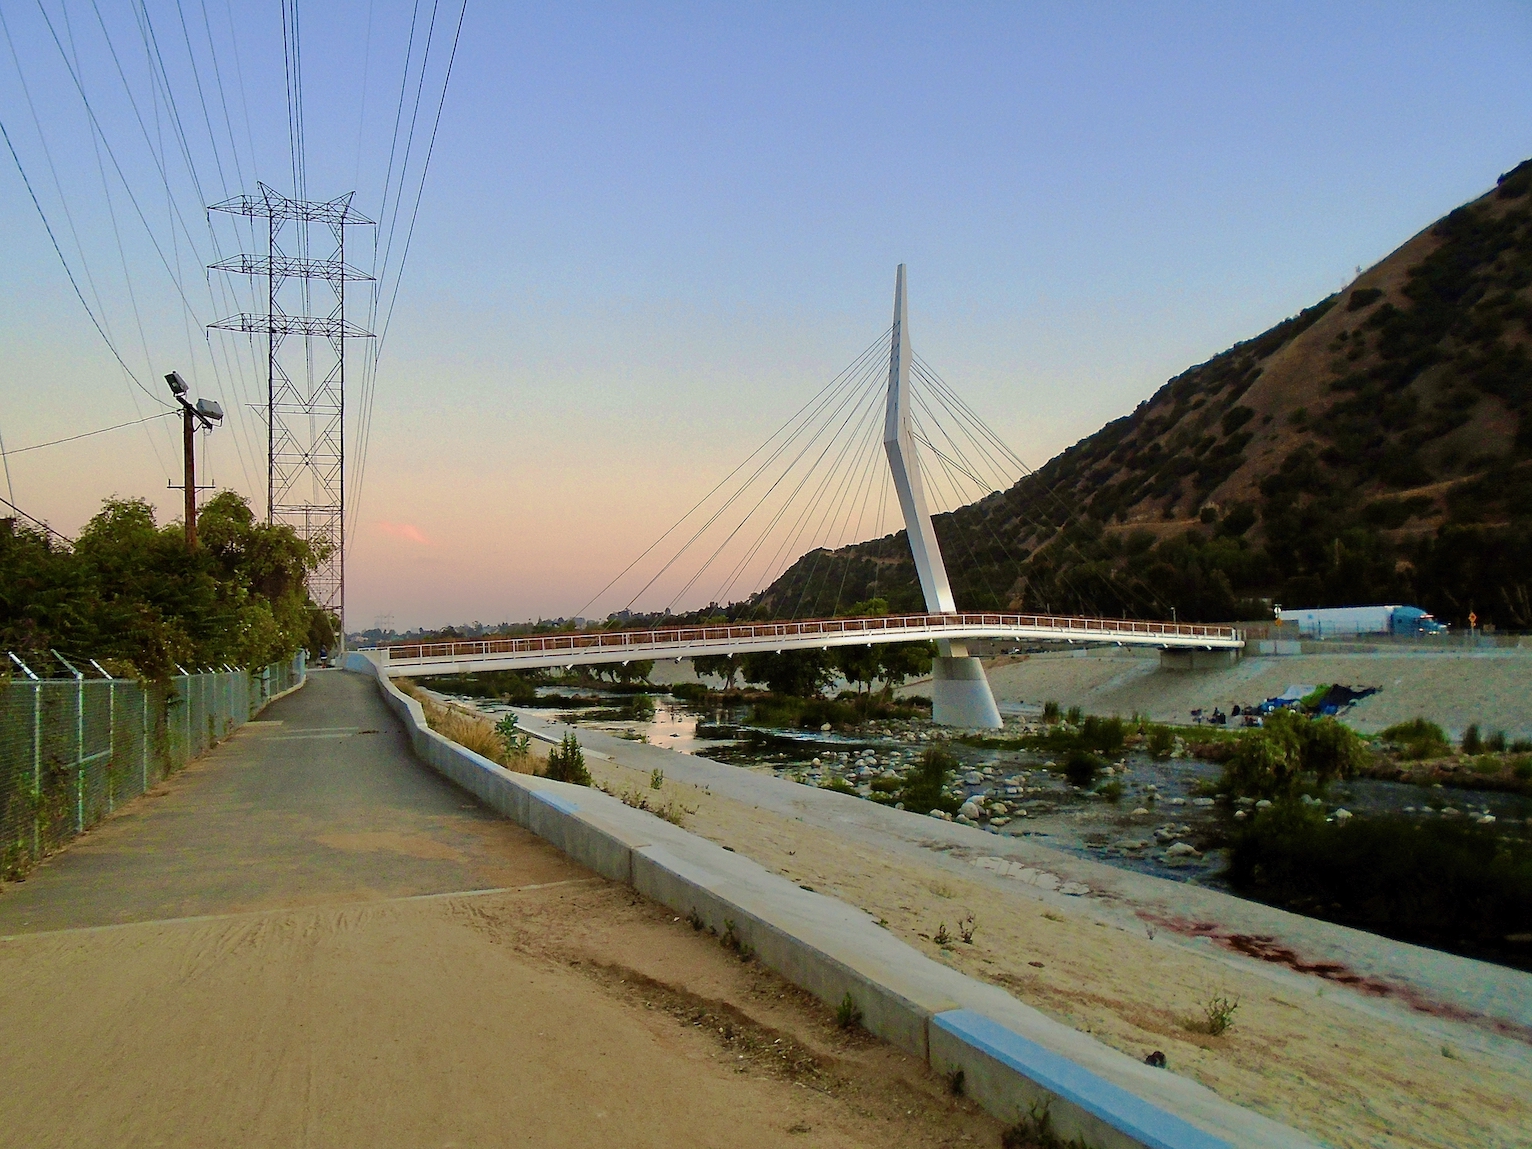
<box><xmin>752</xmin><ymin>158</ymin><xmax>1532</xmax><ymax>629</ymax></box>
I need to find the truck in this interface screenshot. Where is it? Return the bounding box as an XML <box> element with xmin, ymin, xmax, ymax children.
<box><xmin>1274</xmin><ymin>604</ymin><xmax>1448</xmax><ymax>638</ymax></box>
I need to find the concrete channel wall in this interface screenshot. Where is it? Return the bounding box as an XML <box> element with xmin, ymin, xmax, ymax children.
<box><xmin>346</xmin><ymin>652</ymin><xmax>1322</xmax><ymax>1149</ymax></box>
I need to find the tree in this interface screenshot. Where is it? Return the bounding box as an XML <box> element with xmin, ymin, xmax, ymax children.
<box><xmin>544</xmin><ymin>732</ymin><xmax>591</xmax><ymax>786</ymax></box>
<box><xmin>740</xmin><ymin>649</ymin><xmax>835</xmax><ymax>697</ymax></box>
<box><xmin>692</xmin><ymin>654</ymin><xmax>742</xmax><ymax>690</ymax></box>
<box><xmin>614</xmin><ymin>659</ymin><xmax>654</xmax><ymax>685</ymax></box>
<box><xmin>833</xmin><ymin>644</ymin><xmax>882</xmax><ymax>699</ymax></box>
<box><xmin>0</xmin><ymin>491</ymin><xmax>323</xmax><ymax>679</ymax></box>
<box><xmin>876</xmin><ymin>642</ymin><xmax>934</xmax><ymax>696</ymax></box>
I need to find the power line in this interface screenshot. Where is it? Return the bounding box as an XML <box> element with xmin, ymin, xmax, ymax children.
<box><xmin>2</xmin><ymin>411</ymin><xmax>177</xmax><ymax>457</ymax></box>
<box><xmin>0</xmin><ymin>494</ymin><xmax>74</xmax><ymax>544</ymax></box>
<box><xmin>0</xmin><ymin>112</ymin><xmax>167</xmax><ymax>409</ymax></box>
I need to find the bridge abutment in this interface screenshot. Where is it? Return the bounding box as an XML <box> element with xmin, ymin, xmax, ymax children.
<box><xmin>932</xmin><ymin>655</ymin><xmax>1003</xmax><ymax>728</ymax></box>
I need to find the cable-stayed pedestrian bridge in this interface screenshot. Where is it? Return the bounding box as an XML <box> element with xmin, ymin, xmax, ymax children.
<box><xmin>370</xmin><ymin>612</ymin><xmax>1242</xmax><ymax>678</ymax></box>
<box><xmin>368</xmin><ymin>266</ymin><xmax>1246</xmax><ymax>728</ymax></box>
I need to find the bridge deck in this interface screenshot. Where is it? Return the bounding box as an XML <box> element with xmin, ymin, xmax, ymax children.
<box><xmin>374</xmin><ymin>612</ymin><xmax>1243</xmax><ymax>676</ymax></box>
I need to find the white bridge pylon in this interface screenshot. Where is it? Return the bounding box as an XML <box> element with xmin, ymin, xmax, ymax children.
<box><xmin>882</xmin><ymin>264</ymin><xmax>1002</xmax><ymax>727</ymax></box>
<box><xmin>370</xmin><ymin>268</ymin><xmax>1246</xmax><ymax>722</ymax></box>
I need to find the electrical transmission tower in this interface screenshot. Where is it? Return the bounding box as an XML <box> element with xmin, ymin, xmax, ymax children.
<box><xmin>207</xmin><ymin>183</ymin><xmax>374</xmax><ymax>643</ymax></box>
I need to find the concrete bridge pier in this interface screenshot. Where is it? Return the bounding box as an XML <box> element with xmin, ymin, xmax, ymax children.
<box><xmin>932</xmin><ymin>651</ymin><xmax>1004</xmax><ymax>728</ymax></box>
<box><xmin>1159</xmin><ymin>647</ymin><xmax>1241</xmax><ymax>671</ymax></box>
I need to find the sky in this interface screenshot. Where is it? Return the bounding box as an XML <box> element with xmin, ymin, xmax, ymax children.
<box><xmin>1</xmin><ymin>2</ymin><xmax>1530</xmax><ymax>631</ymax></box>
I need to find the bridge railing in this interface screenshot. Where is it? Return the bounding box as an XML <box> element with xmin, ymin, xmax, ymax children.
<box><xmin>381</xmin><ymin>612</ymin><xmax>1241</xmax><ymax>664</ymax></box>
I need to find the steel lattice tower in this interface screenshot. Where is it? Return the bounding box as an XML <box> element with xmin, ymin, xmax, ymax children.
<box><xmin>207</xmin><ymin>183</ymin><xmax>374</xmax><ymax>643</ymax></box>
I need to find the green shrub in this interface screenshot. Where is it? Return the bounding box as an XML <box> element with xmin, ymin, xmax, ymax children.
<box><xmin>670</xmin><ymin>681</ymin><xmax>708</xmax><ymax>702</ymax></box>
<box><xmin>1512</xmin><ymin>739</ymin><xmax>1532</xmax><ymax>754</ymax></box>
<box><xmin>1346</xmin><ymin>286</ymin><xmax>1384</xmax><ymax>312</ymax></box>
<box><xmin>1380</xmin><ymin>718</ymin><xmax>1451</xmax><ymax>760</ymax></box>
<box><xmin>820</xmin><ymin>776</ymin><xmax>858</xmax><ymax>796</ymax></box>
<box><xmin>1145</xmin><ymin>725</ymin><xmax>1176</xmax><ymax>759</ymax></box>
<box><xmin>545</xmin><ymin>733</ymin><xmax>591</xmax><ymax>786</ymax></box>
<box><xmin>1079</xmin><ymin>715</ymin><xmax>1126</xmax><ymax>755</ymax></box>
<box><xmin>1462</xmin><ymin>724</ymin><xmax>1482</xmax><ymax>754</ymax></box>
<box><xmin>1226</xmin><ymin>803</ymin><xmax>1532</xmax><ymax>968</ymax></box>
<box><xmin>1096</xmin><ymin>780</ymin><xmax>1124</xmax><ymax>802</ymax></box>
<box><xmin>1041</xmin><ymin>700</ymin><xmax>1061</xmax><ymax>724</ymax></box>
<box><xmin>1063</xmin><ymin>749</ymin><xmax>1103</xmax><ymax>788</ymax></box>
<box><xmin>1486</xmin><ymin>730</ymin><xmax>1508</xmax><ymax>753</ymax></box>
<box><xmin>1221</xmin><ymin>711</ymin><xmax>1365</xmax><ymax>798</ymax></box>
<box><xmin>897</xmin><ymin>745</ymin><xmax>961</xmax><ymax>814</ymax></box>
<box><xmin>1065</xmin><ymin>705</ymin><xmax>1084</xmax><ymax>726</ymax></box>
<box><xmin>627</xmin><ymin>693</ymin><xmax>656</xmax><ymax>721</ymax></box>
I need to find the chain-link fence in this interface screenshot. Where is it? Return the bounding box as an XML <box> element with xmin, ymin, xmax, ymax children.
<box><xmin>0</xmin><ymin>652</ymin><xmax>306</xmax><ymax>878</ymax></box>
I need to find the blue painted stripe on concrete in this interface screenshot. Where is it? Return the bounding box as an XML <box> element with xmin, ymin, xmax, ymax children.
<box><xmin>932</xmin><ymin>1011</ymin><xmax>1230</xmax><ymax>1149</ymax></box>
<box><xmin>532</xmin><ymin>791</ymin><xmax>581</xmax><ymax>815</ymax></box>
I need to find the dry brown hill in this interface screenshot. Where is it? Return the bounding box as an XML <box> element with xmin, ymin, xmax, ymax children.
<box><xmin>751</xmin><ymin>158</ymin><xmax>1532</xmax><ymax>628</ymax></box>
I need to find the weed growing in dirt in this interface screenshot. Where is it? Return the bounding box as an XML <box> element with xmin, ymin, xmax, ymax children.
<box><xmin>1001</xmin><ymin>1101</ymin><xmax>1091</xmax><ymax>1148</ymax></box>
<box><xmin>685</xmin><ymin>908</ymin><xmax>704</xmax><ymax>931</ymax></box>
<box><xmin>1190</xmin><ymin>993</ymin><xmax>1240</xmax><ymax>1036</ymax></box>
<box><xmin>650</xmin><ymin>768</ymin><xmax>665</xmax><ymax>789</ymax></box>
<box><xmin>835</xmin><ymin>992</ymin><xmax>863</xmax><ymax>1030</ymax></box>
<box><xmin>958</xmin><ymin>914</ymin><xmax>976</xmax><ymax>944</ymax></box>
<box><xmin>933</xmin><ymin>922</ymin><xmax>952</xmax><ymax>947</ymax></box>
<box><xmin>947</xmin><ymin>1068</ymin><xmax>965</xmax><ymax>1096</ymax></box>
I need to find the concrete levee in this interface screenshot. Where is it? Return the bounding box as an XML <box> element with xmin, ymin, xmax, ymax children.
<box><xmin>344</xmin><ymin>651</ymin><xmax>1322</xmax><ymax>1149</ymax></box>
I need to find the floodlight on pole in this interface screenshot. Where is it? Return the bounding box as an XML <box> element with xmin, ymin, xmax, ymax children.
<box><xmin>165</xmin><ymin>371</ymin><xmax>223</xmax><ymax>550</ymax></box>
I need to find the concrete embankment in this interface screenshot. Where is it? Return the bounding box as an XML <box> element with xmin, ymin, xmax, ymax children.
<box><xmin>964</xmin><ymin>645</ymin><xmax>1532</xmax><ymax>740</ymax></box>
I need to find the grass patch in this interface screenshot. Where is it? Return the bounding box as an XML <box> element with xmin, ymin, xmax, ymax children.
<box><xmin>395</xmin><ymin>680</ymin><xmax>537</xmax><ymax>774</ymax></box>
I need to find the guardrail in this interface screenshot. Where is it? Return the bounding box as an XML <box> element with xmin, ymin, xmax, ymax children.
<box><xmin>378</xmin><ymin>612</ymin><xmax>1242</xmax><ymax>668</ymax></box>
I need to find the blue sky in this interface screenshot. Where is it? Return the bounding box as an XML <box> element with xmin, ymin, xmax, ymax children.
<box><xmin>2</xmin><ymin>2</ymin><xmax>1530</xmax><ymax>628</ymax></box>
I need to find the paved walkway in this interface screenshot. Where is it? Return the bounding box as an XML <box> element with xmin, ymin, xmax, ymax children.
<box><xmin>0</xmin><ymin>671</ymin><xmax>996</xmax><ymax>1149</ymax></box>
<box><xmin>0</xmin><ymin>670</ymin><xmax>558</xmax><ymax>934</ymax></box>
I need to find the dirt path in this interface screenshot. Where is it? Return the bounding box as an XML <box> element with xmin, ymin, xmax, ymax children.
<box><xmin>0</xmin><ymin>671</ymin><xmax>998</xmax><ymax>1149</ymax></box>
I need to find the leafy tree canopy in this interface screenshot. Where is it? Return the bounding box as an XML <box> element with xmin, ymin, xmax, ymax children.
<box><xmin>1</xmin><ymin>492</ymin><xmax>326</xmax><ymax>679</ymax></box>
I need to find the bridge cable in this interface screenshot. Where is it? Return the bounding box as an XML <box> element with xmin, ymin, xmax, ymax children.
<box><xmin>624</xmin><ymin>337</ymin><xmax>880</xmax><ymax>613</ymax></box>
<box><xmin>576</xmin><ymin>329</ymin><xmax>889</xmax><ymax>618</ymax></box>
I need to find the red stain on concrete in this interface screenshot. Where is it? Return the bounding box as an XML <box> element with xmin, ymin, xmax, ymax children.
<box><xmin>1136</xmin><ymin>911</ymin><xmax>1532</xmax><ymax>1045</ymax></box>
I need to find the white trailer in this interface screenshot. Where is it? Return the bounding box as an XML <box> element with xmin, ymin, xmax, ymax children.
<box><xmin>1274</xmin><ymin>604</ymin><xmax>1447</xmax><ymax>637</ymax></box>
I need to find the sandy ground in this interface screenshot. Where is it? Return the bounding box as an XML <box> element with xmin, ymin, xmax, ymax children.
<box><xmin>975</xmin><ymin>648</ymin><xmax>1532</xmax><ymax>740</ymax></box>
<box><xmin>492</xmin><ymin>708</ymin><xmax>1532</xmax><ymax>1149</ymax></box>
<box><xmin>0</xmin><ymin>672</ymin><xmax>1001</xmax><ymax>1149</ymax></box>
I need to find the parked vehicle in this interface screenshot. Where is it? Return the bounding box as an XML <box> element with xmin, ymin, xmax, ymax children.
<box><xmin>1273</xmin><ymin>604</ymin><xmax>1448</xmax><ymax>638</ymax></box>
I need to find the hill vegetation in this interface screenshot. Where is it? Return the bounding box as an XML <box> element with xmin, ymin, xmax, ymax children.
<box><xmin>753</xmin><ymin>159</ymin><xmax>1532</xmax><ymax>628</ymax></box>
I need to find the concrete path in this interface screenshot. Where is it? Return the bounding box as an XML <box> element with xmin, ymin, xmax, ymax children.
<box><xmin>0</xmin><ymin>670</ymin><xmax>999</xmax><ymax>1149</ymax></box>
<box><xmin>0</xmin><ymin>669</ymin><xmax>556</xmax><ymax>933</ymax></box>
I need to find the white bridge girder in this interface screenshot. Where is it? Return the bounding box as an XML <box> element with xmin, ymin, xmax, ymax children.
<box><xmin>369</xmin><ymin>612</ymin><xmax>1243</xmax><ymax>686</ymax></box>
